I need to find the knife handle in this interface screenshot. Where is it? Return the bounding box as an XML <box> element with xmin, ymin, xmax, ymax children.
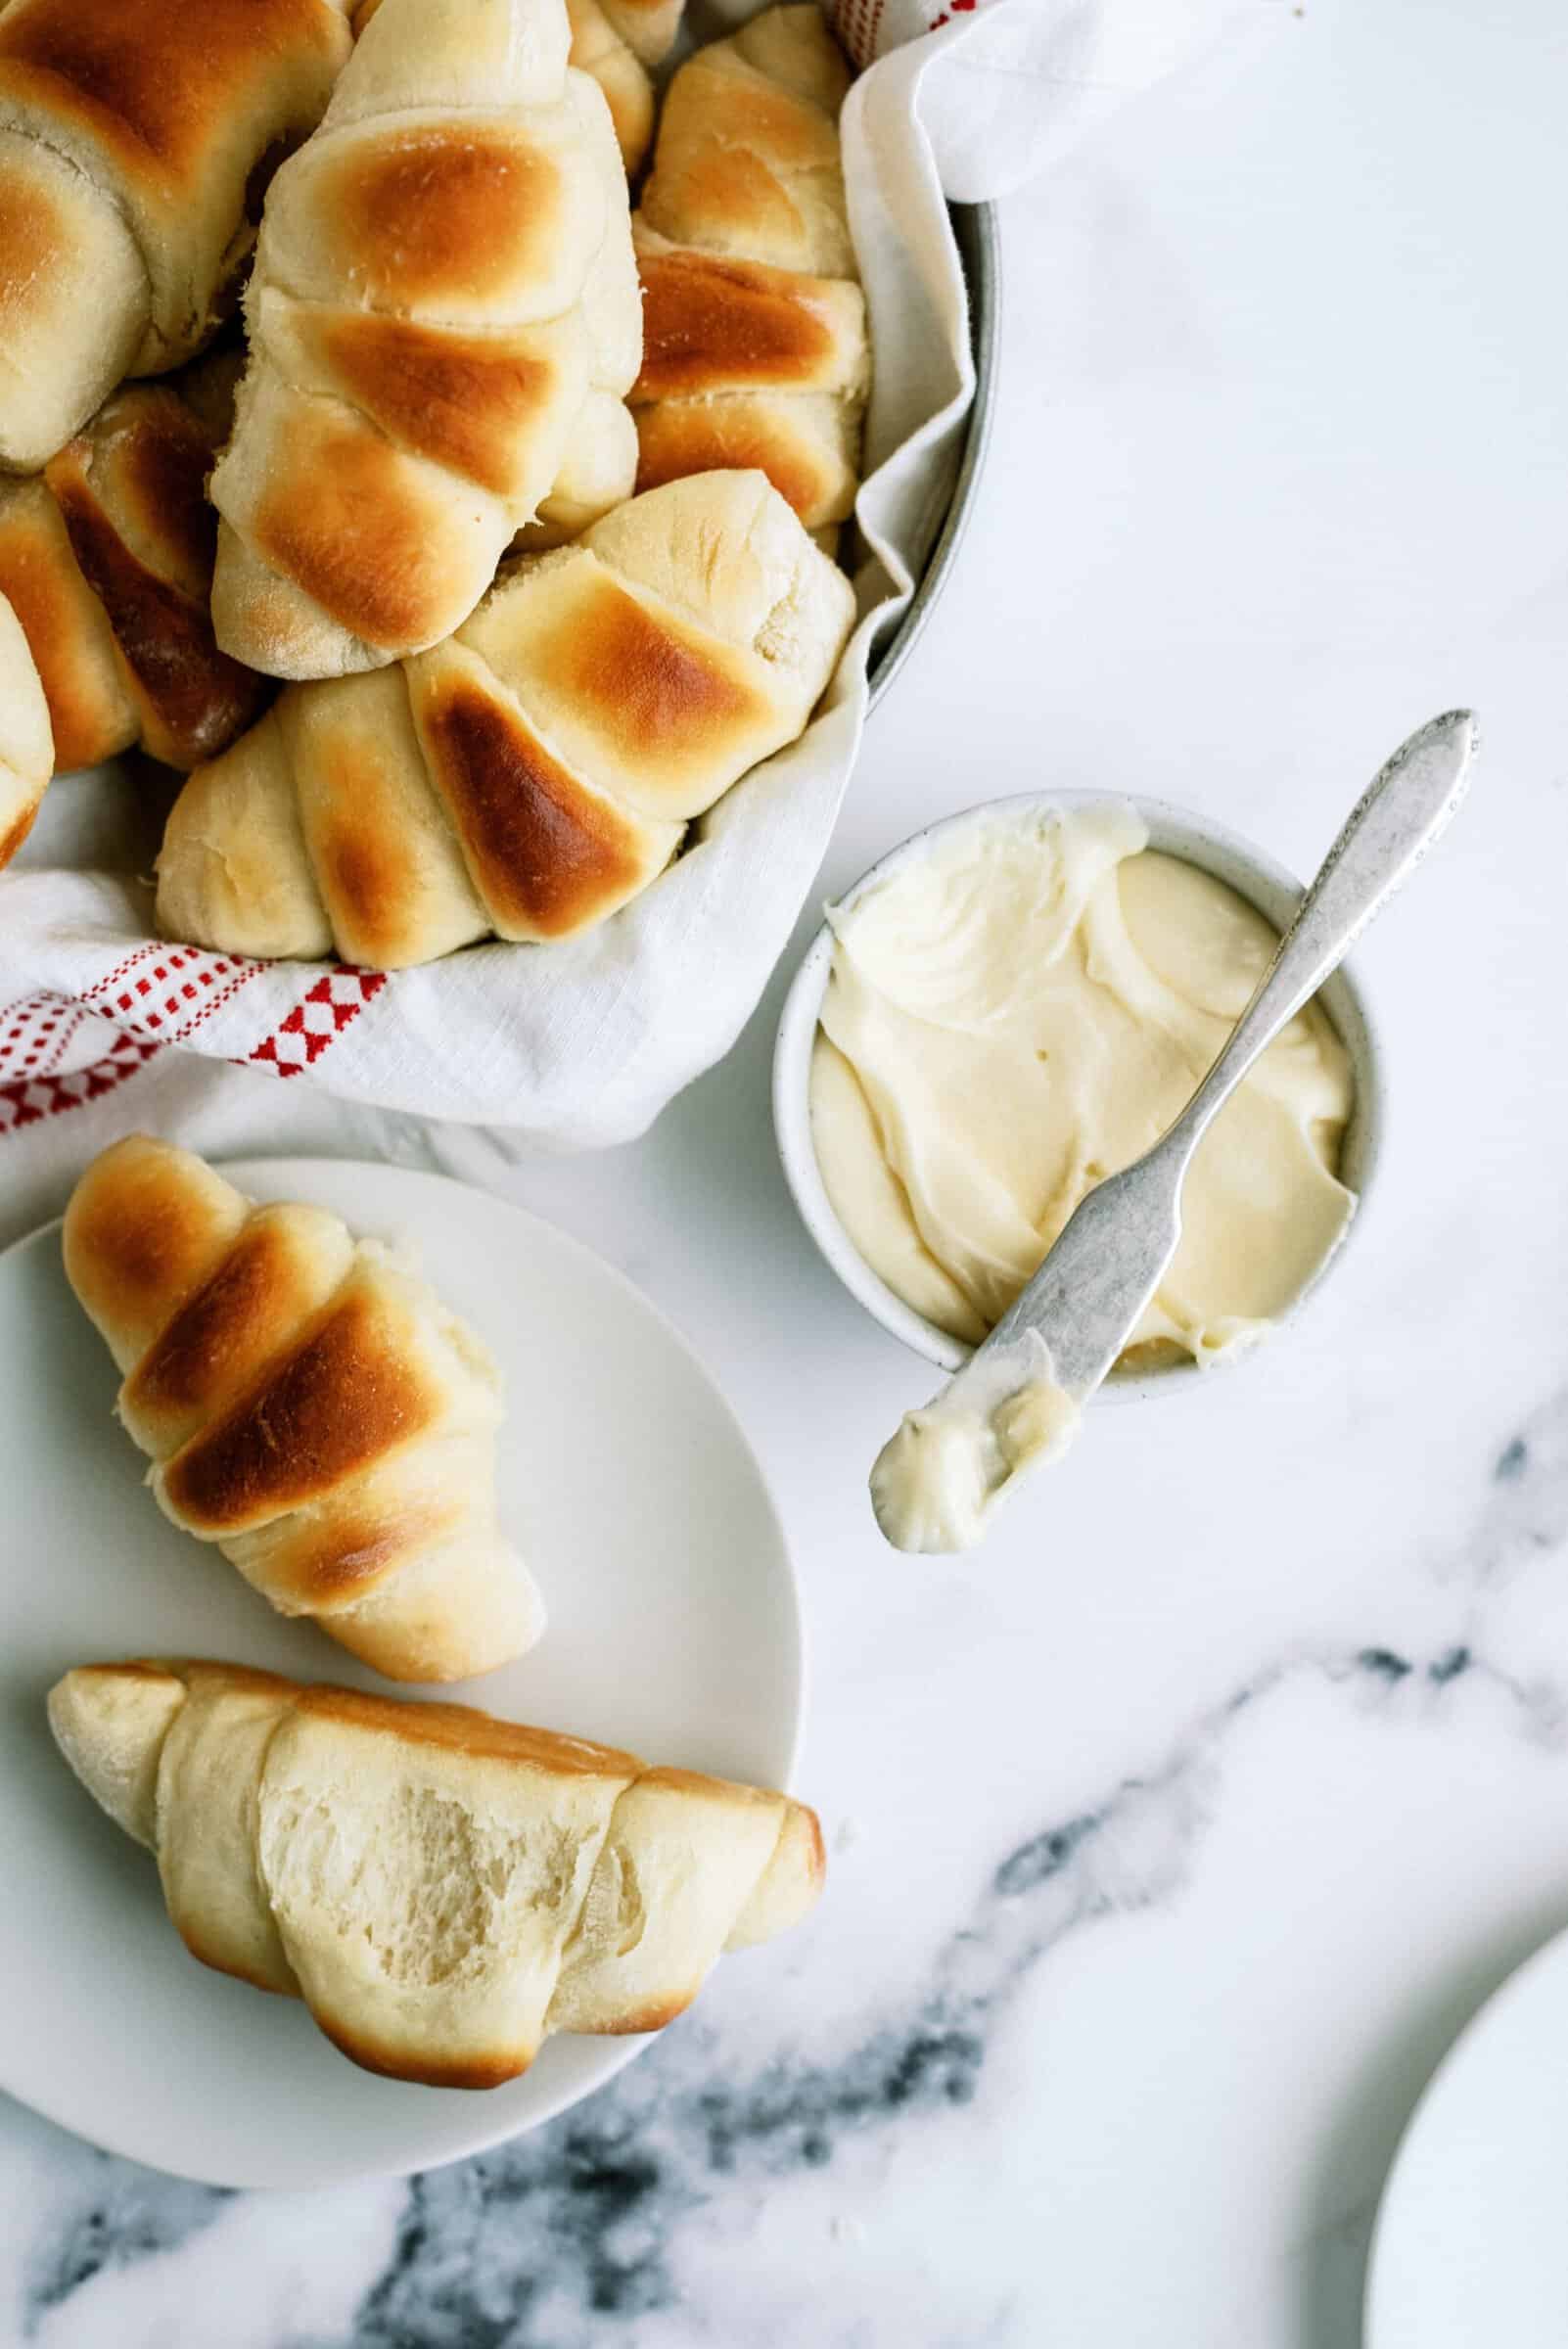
<box><xmin>1172</xmin><ymin>710</ymin><xmax>1475</xmax><ymax>1152</ymax></box>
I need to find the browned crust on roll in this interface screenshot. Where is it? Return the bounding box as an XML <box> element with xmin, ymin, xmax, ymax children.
<box><xmin>633</xmin><ymin>1765</ymin><xmax>782</xmax><ymax>1808</ymax></box>
<box><xmin>53</xmin><ymin>1654</ymin><xmax>824</xmax><ymax>2083</ymax></box>
<box><xmin>295</xmin><ymin>1681</ymin><xmax>643</xmax><ymax>1777</ymax></box>
<box><xmin>312</xmin><ymin>2013</ymin><xmax>532</xmax><ymax>2090</ymax></box>
<box><xmin>162</xmin><ymin>1281</ymin><xmax>442</xmax><ymax>1534</ymax></box>
<box><xmin>645</xmin><ymin>60</ymin><xmax>843</xmax><ymax>262</ymax></box>
<box><xmin>632</xmin><ymin>400</ymin><xmax>842</xmax><ymax>529</ymax></box>
<box><xmin>297</xmin><ymin>311</ymin><xmax>571</xmax><ymax>502</ymax></box>
<box><xmin>670</xmin><ymin>58</ymin><xmax>843</xmax><ymax>176</ymax></box>
<box><xmin>62</xmin><ymin>1135</ymin><xmax>244</xmax><ymax>1350</ymax></box>
<box><xmin>564</xmin><ymin>0</ymin><xmax>653</xmax><ymax>174</ymax></box>
<box><xmin>265</xmin><ymin>1500</ymin><xmax>471</xmax><ymax>1601</ymax></box>
<box><xmin>0</xmin><ymin>483</ymin><xmax>131</xmax><ymax>773</ymax></box>
<box><xmin>176</xmin><ymin>1659</ymin><xmax>300</xmax><ymax>1702</ymax></box>
<box><xmin>67</xmin><ymin>1655</ymin><xmax>191</xmax><ymax>1693</ymax></box>
<box><xmin>123</xmin><ymin>1208</ymin><xmax>337</xmax><ymax>1428</ymax></box>
<box><xmin>417</xmin><ymin>668</ymin><xmax>662</xmax><ymax>940</ymax></box>
<box><xmin>251</xmin><ymin>420</ymin><xmax>467</xmax><ymax>653</ymax></box>
<box><xmin>591</xmin><ymin>1989</ymin><xmax>696</xmax><ymax>2036</ymax></box>
<box><xmin>0</xmin><ymin>799</ymin><xmax>40</xmax><ymax>865</ymax></box>
<box><xmin>0</xmin><ymin>0</ymin><xmax>347</xmax><ymax>189</ymax></box>
<box><xmin>172</xmin><ymin>1918</ymin><xmax>298</xmax><ymax>1996</ymax></box>
<box><xmin>303</xmin><ymin>757</ymin><xmax>432</xmax><ymax>969</ymax></box>
<box><xmin>634</xmin><ymin>249</ymin><xmax>845</xmax><ymax>398</ymax></box>
<box><xmin>312</xmin><ymin>125</ymin><xmax>566</xmax><ymax>309</ymax></box>
<box><xmin>0</xmin><ymin>153</ymin><xmax>124</xmax><ymax>354</ymax></box>
<box><xmin>79</xmin><ymin>391</ymin><xmax>216</xmax><ymax>588</ymax></box>
<box><xmin>0</xmin><ymin>162</ymin><xmax>64</xmax><ymax>285</ymax></box>
<box><xmin>47</xmin><ymin>397</ymin><xmax>266</xmax><ymax>770</ymax></box>
<box><xmin>530</xmin><ymin>570</ymin><xmax>769</xmax><ymax>754</ymax></box>
<box><xmin>627</xmin><ymin>9</ymin><xmax>862</xmax><ymax>529</ymax></box>
<box><xmin>786</xmin><ymin>1799</ymin><xmax>827</xmax><ymax>1901</ymax></box>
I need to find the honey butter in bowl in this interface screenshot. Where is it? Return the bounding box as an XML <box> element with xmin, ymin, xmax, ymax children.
<box><xmin>774</xmin><ymin>783</ymin><xmax>1400</xmax><ymax>1531</ymax></box>
<box><xmin>779</xmin><ymin>715</ymin><xmax>1476</xmax><ymax>1549</ymax></box>
<box><xmin>804</xmin><ymin>798</ymin><xmax>1360</xmax><ymax>1375</ymax></box>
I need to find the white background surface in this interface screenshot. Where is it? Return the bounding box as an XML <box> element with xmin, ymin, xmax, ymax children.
<box><xmin>7</xmin><ymin>0</ymin><xmax>1568</xmax><ymax>2339</ymax></box>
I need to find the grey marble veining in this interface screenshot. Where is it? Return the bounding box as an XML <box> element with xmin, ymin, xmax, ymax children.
<box><xmin>1462</xmin><ymin>1386</ymin><xmax>1568</xmax><ymax>1588</ymax></box>
<box><xmin>23</xmin><ymin>2174</ymin><xmax>233</xmax><ymax>2334</ymax></box>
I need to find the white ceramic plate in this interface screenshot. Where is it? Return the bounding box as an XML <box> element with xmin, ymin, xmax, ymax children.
<box><xmin>0</xmin><ymin>1159</ymin><xmax>803</xmax><ymax>2190</ymax></box>
<box><xmin>1364</xmin><ymin>1927</ymin><xmax>1568</xmax><ymax>2347</ymax></box>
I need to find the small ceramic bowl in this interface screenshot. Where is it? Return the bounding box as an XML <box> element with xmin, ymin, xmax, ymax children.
<box><xmin>772</xmin><ymin>790</ymin><xmax>1385</xmax><ymax>1398</ymax></box>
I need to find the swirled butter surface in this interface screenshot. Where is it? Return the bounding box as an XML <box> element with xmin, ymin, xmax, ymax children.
<box><xmin>811</xmin><ymin>804</ymin><xmax>1357</xmax><ymax>1372</ymax></box>
<box><xmin>868</xmin><ymin>1332</ymin><xmax>1082</xmax><ymax>1554</ymax></box>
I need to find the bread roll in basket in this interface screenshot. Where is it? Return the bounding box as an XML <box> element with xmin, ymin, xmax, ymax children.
<box><xmin>158</xmin><ymin>471</ymin><xmax>856</xmax><ymax>967</ymax></box>
<box><xmin>0</xmin><ymin>0</ymin><xmax>993</xmax><ymax>1157</ymax></box>
<box><xmin>631</xmin><ymin>5</ymin><xmax>869</xmax><ymax>542</ymax></box>
<box><xmin>209</xmin><ymin>0</ymin><xmax>641</xmax><ymax>678</ymax></box>
<box><xmin>0</xmin><ymin>0</ymin><xmax>353</xmax><ymax>472</ymax></box>
<box><xmin>0</xmin><ymin>589</ymin><xmax>52</xmax><ymax>863</ymax></box>
<box><xmin>0</xmin><ymin>358</ymin><xmax>265</xmax><ymax>810</ymax></box>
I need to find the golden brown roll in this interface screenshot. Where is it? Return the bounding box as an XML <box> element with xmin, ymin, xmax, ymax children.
<box><xmin>351</xmin><ymin>0</ymin><xmax>674</xmax><ymax>174</ymax></box>
<box><xmin>63</xmin><ymin>1136</ymin><xmax>545</xmax><ymax>1682</ymax></box>
<box><xmin>0</xmin><ymin>0</ymin><xmax>353</xmax><ymax>472</ymax></box>
<box><xmin>630</xmin><ymin>3</ymin><xmax>868</xmax><ymax>538</ymax></box>
<box><xmin>563</xmin><ymin>0</ymin><xmax>653</xmax><ymax>174</ymax></box>
<box><xmin>158</xmin><ymin>471</ymin><xmax>856</xmax><ymax>967</ymax></box>
<box><xmin>0</xmin><ymin>585</ymin><xmax>52</xmax><ymax>865</ymax></box>
<box><xmin>0</xmin><ymin>365</ymin><xmax>266</xmax><ymax>780</ymax></box>
<box><xmin>209</xmin><ymin>0</ymin><xmax>640</xmax><ymax>681</ymax></box>
<box><xmin>50</xmin><ymin>1658</ymin><xmax>825</xmax><ymax>2089</ymax></box>
<box><xmin>594</xmin><ymin>0</ymin><xmax>682</xmax><ymax>68</ymax></box>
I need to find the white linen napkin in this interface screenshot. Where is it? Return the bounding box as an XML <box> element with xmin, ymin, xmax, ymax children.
<box><xmin>0</xmin><ymin>0</ymin><xmax>1265</xmax><ymax>1239</ymax></box>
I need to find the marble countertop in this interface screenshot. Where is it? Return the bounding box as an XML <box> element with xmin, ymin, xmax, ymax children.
<box><xmin>8</xmin><ymin>0</ymin><xmax>1568</xmax><ymax>2339</ymax></box>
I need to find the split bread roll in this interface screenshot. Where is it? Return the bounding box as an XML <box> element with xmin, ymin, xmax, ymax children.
<box><xmin>158</xmin><ymin>471</ymin><xmax>856</xmax><ymax>968</ymax></box>
<box><xmin>209</xmin><ymin>0</ymin><xmax>640</xmax><ymax>680</ymax></box>
<box><xmin>0</xmin><ymin>588</ymin><xmax>52</xmax><ymax>865</ymax></box>
<box><xmin>50</xmin><ymin>1660</ymin><xmax>824</xmax><ymax>2087</ymax></box>
<box><xmin>63</xmin><ymin>1136</ymin><xmax>544</xmax><ymax>1682</ymax></box>
<box><xmin>0</xmin><ymin>0</ymin><xmax>352</xmax><ymax>473</ymax></box>
<box><xmin>631</xmin><ymin>4</ymin><xmax>868</xmax><ymax>540</ymax></box>
<box><xmin>0</xmin><ymin>363</ymin><xmax>265</xmax><ymax>785</ymax></box>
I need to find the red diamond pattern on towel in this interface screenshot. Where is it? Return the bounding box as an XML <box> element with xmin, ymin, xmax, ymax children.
<box><xmin>0</xmin><ymin>993</ymin><xmax>66</xmax><ymax>1074</ymax></box>
<box><xmin>248</xmin><ymin>969</ymin><xmax>388</xmax><ymax>1078</ymax></box>
<box><xmin>0</xmin><ymin>1027</ymin><xmax>161</xmax><ymax>1135</ymax></box>
<box><xmin>62</xmin><ymin>945</ymin><xmax>267</xmax><ymax>1052</ymax></box>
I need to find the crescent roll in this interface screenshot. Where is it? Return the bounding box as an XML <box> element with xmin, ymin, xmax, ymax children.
<box><xmin>630</xmin><ymin>4</ymin><xmax>868</xmax><ymax>542</ymax></box>
<box><xmin>209</xmin><ymin>0</ymin><xmax>640</xmax><ymax>679</ymax></box>
<box><xmin>63</xmin><ymin>1136</ymin><xmax>545</xmax><ymax>1682</ymax></box>
<box><xmin>158</xmin><ymin>471</ymin><xmax>855</xmax><ymax>967</ymax></box>
<box><xmin>0</xmin><ymin>0</ymin><xmax>352</xmax><ymax>471</ymax></box>
<box><xmin>50</xmin><ymin>1659</ymin><xmax>825</xmax><ymax>2088</ymax></box>
<box><xmin>0</xmin><ymin>586</ymin><xmax>52</xmax><ymax>864</ymax></box>
<box><xmin>0</xmin><ymin>361</ymin><xmax>265</xmax><ymax>783</ymax></box>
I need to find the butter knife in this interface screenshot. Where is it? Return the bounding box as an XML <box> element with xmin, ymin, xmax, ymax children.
<box><xmin>870</xmin><ymin>709</ymin><xmax>1477</xmax><ymax>1553</ymax></box>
